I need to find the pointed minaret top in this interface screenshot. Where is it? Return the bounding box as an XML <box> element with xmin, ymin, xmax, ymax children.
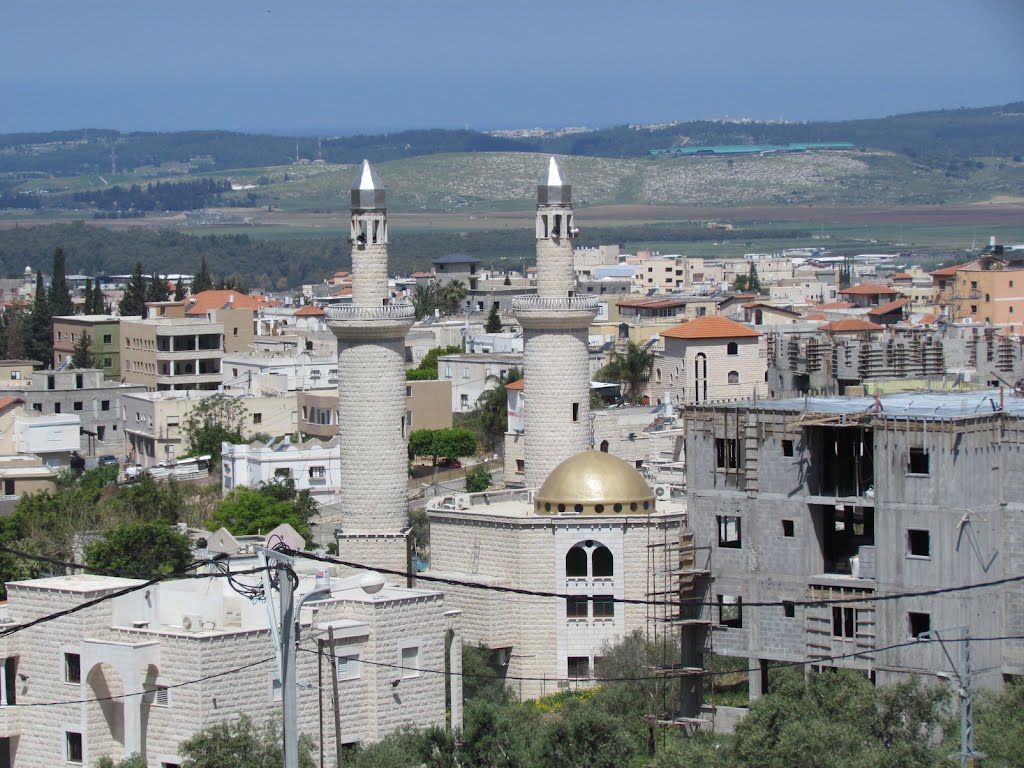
<box><xmin>351</xmin><ymin>159</ymin><xmax>386</xmax><ymax>210</ymax></box>
<box><xmin>537</xmin><ymin>156</ymin><xmax>571</xmax><ymax>205</ymax></box>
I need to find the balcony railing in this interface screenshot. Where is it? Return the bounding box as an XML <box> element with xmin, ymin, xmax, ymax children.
<box><xmin>511</xmin><ymin>295</ymin><xmax>599</xmax><ymax>313</ymax></box>
<box><xmin>326</xmin><ymin>303</ymin><xmax>416</xmax><ymax>321</ymax></box>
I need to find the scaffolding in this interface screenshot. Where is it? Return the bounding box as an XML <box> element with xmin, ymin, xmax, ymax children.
<box><xmin>645</xmin><ymin>527</ymin><xmax>714</xmax><ymax>746</ymax></box>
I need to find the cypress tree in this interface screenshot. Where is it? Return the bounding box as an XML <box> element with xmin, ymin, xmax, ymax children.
<box><xmin>484</xmin><ymin>303</ymin><xmax>502</xmax><ymax>333</ymax></box>
<box><xmin>48</xmin><ymin>247</ymin><xmax>75</xmax><ymax>317</ymax></box>
<box><xmin>192</xmin><ymin>256</ymin><xmax>213</xmax><ymax>294</ymax></box>
<box><xmin>174</xmin><ymin>276</ymin><xmax>186</xmax><ymax>301</ymax></box>
<box><xmin>91</xmin><ymin>280</ymin><xmax>108</xmax><ymax>314</ymax></box>
<box><xmin>26</xmin><ymin>271</ymin><xmax>52</xmax><ymax>366</ymax></box>
<box><xmin>118</xmin><ymin>262</ymin><xmax>148</xmax><ymax>317</ymax></box>
<box><xmin>146</xmin><ymin>271</ymin><xmax>170</xmax><ymax>303</ymax></box>
<box><xmin>70</xmin><ymin>331</ymin><xmax>94</xmax><ymax>369</ymax></box>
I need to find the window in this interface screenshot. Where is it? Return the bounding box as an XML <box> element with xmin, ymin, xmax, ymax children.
<box><xmin>565</xmin><ymin>546</ymin><xmax>587</xmax><ymax>577</ymax></box>
<box><xmin>908</xmin><ymin>447</ymin><xmax>929</xmax><ymax>475</ymax></box>
<box><xmin>32</xmin><ymin>403</ymin><xmax>41</xmax><ymax>412</ymax></box>
<box><xmin>970</xmin><ymin>304</ymin><xmax>978</xmax><ymax>314</ymax></box>
<box><xmin>782</xmin><ymin>439</ymin><xmax>794</xmax><ymax>457</ymax></box>
<box><xmin>782</xmin><ymin>519</ymin><xmax>795</xmax><ymax>538</ymax></box>
<box><xmin>909</xmin><ymin>612</ymin><xmax>930</xmax><ymax>638</ymax></box>
<box><xmin>572</xmin><ymin>402</ymin><xmax>580</xmax><ymax>422</ymax></box>
<box><xmin>233</xmin><ymin>328</ymin><xmax>238</xmax><ymax>336</ymax></box>
<box><xmin>9</xmin><ymin>371</ymin><xmax>20</xmax><ymax>380</ymax></box>
<box><xmin>908</xmin><ymin>529</ymin><xmax>930</xmax><ymax>557</ymax></box>
<box><xmin>147</xmin><ymin>685</ymin><xmax>170</xmax><ymax>706</ymax></box>
<box><xmin>103</xmin><ymin>334</ymin><xmax>112</xmax><ymax>344</ymax></box>
<box><xmin>783</xmin><ymin>601</ymin><xmax>795</xmax><ymax>618</ymax></box>
<box><xmin>714</xmin><ymin>438</ymin><xmax>740</xmax><ymax>469</ymax></box>
<box><xmin>166</xmin><ymin>415</ymin><xmax>179</xmax><ymax>427</ymax></box>
<box><xmin>101</xmin><ymin>400</ymin><xmax>110</xmax><ymax>411</ymax></box>
<box><xmin>566</xmin><ymin>596</ymin><xmax>589</xmax><ymax>618</ymax></box>
<box><xmin>73</xmin><ymin>401</ymin><xmax>83</xmax><ymax>411</ymax></box>
<box><xmin>64</xmin><ymin>652</ymin><xmax>81</xmax><ymax>684</ymax></box>
<box><xmin>599</xmin><ymin>440</ymin><xmax>609</xmax><ymax>453</ymax></box>
<box><xmin>336</xmin><ymin>653</ymin><xmax>361</xmax><ymax>680</ymax></box>
<box><xmin>460</xmin><ymin>394</ymin><xmax>469</xmax><ymax>409</ymax></box>
<box><xmin>515</xmin><ymin>458</ymin><xmax>525</xmax><ymax>473</ymax></box>
<box><xmin>400</xmin><ymin>645</ymin><xmax>420</xmax><ymax>678</ymax></box>
<box><xmin>252</xmin><ymin>413</ymin><xmax>262</xmax><ymax>425</ymax></box>
<box><xmin>592</xmin><ymin>545</ymin><xmax>613</xmax><ymax>577</ymax></box>
<box><xmin>274</xmin><ymin>468</ymin><xmax>292</xmax><ymax>478</ymax></box>
<box><xmin>54</xmin><ymin>403</ymin><xmax>61</xmax><ymax>414</ymax></box>
<box><xmin>718</xmin><ymin>595</ymin><xmax>742</xmax><ymax>628</ymax></box>
<box><xmin>727</xmin><ymin>342</ymin><xmax>738</xmax><ymax>355</ymax></box>
<box><xmin>406</xmin><ymin>386</ymin><xmax>412</xmax><ymax>397</ymax></box>
<box><xmin>462</xmin><ymin>367</ymin><xmax>470</xmax><ymax>379</ymax></box>
<box><xmin>66</xmin><ymin>732</ymin><xmax>83</xmax><ymax>764</ymax></box>
<box><xmin>308</xmin><ymin>466</ymin><xmax>326</xmax><ymax>479</ymax></box>
<box><xmin>567</xmin><ymin>656</ymin><xmax>590</xmax><ymax>678</ymax></box>
<box><xmin>593</xmin><ymin>595</ymin><xmax>614</xmax><ymax>619</ymax></box>
<box><xmin>717</xmin><ymin>516</ymin><xmax>741</xmax><ymax>548</ymax></box>
<box><xmin>727</xmin><ymin>370</ymin><xmax>739</xmax><ymax>384</ymax></box>
<box><xmin>75</xmin><ymin>374</ymin><xmax>83</xmax><ymax>389</ymax></box>
<box><xmin>444</xmin><ymin>365</ymin><xmax>452</xmax><ymax>378</ymax></box>
<box><xmin>832</xmin><ymin>606</ymin><xmax>856</xmax><ymax>638</ymax></box>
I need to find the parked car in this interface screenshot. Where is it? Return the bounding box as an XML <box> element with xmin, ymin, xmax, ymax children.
<box><xmin>98</xmin><ymin>455</ymin><xmax>119</xmax><ymax>468</ymax></box>
<box><xmin>438</xmin><ymin>458</ymin><xmax>462</xmax><ymax>469</ymax></box>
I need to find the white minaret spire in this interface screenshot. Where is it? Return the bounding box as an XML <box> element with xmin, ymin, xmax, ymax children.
<box><xmin>514</xmin><ymin>157</ymin><xmax>598</xmax><ymax>488</ymax></box>
<box><xmin>328</xmin><ymin>160</ymin><xmax>415</xmax><ymax>579</ymax></box>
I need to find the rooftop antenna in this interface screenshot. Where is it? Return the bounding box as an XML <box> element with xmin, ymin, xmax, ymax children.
<box><xmin>295</xmin><ymin>139</ymin><xmax>299</xmax><ymax>163</ymax></box>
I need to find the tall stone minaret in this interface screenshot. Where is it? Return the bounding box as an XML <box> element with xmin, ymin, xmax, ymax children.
<box><xmin>328</xmin><ymin>160</ymin><xmax>415</xmax><ymax>578</ymax></box>
<box><xmin>514</xmin><ymin>157</ymin><xmax>598</xmax><ymax>489</ymax></box>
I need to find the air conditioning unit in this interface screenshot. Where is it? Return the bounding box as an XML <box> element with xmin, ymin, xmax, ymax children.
<box><xmin>181</xmin><ymin>613</ymin><xmax>203</xmax><ymax>632</ymax></box>
<box><xmin>653</xmin><ymin>484</ymin><xmax>672</xmax><ymax>499</ymax></box>
<box><xmin>455</xmin><ymin>494</ymin><xmax>471</xmax><ymax>510</ymax></box>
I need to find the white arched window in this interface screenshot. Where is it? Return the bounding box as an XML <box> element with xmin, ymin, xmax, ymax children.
<box><xmin>728</xmin><ymin>370</ymin><xmax>739</xmax><ymax>384</ymax></box>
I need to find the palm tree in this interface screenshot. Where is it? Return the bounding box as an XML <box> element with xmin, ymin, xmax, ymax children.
<box><xmin>601</xmin><ymin>342</ymin><xmax>655</xmax><ymax>405</ymax></box>
<box><xmin>438</xmin><ymin>280</ymin><xmax>467</xmax><ymax>315</ymax></box>
<box><xmin>476</xmin><ymin>367</ymin><xmax>523</xmax><ymax>449</ymax></box>
<box><xmin>411</xmin><ymin>284</ymin><xmax>435</xmax><ymax>320</ymax></box>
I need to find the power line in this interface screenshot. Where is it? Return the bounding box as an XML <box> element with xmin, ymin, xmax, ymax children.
<box><xmin>289</xmin><ymin>548</ymin><xmax>1024</xmax><ymax>610</ymax></box>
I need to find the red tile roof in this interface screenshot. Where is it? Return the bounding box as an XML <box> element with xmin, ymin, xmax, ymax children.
<box><xmin>409</xmin><ymin>272</ymin><xmax>432</xmax><ymax>278</ymax></box>
<box><xmin>505</xmin><ymin>379</ymin><xmax>525</xmax><ymax>391</ymax></box>
<box><xmin>294</xmin><ymin>305</ymin><xmax>326</xmax><ymax>316</ymax></box>
<box><xmin>867</xmin><ymin>298</ymin><xmax>913</xmax><ymax>316</ymax></box>
<box><xmin>185</xmin><ymin>290</ymin><xmax>271</xmax><ymax>315</ymax></box>
<box><xmin>930</xmin><ymin>261</ymin><xmax>978</xmax><ymax>278</ymax></box>
<box><xmin>661</xmin><ymin>316</ymin><xmax>760</xmax><ymax>340</ymax></box>
<box><xmin>920</xmin><ymin>313</ymin><xmax>939</xmax><ymax>324</ymax></box>
<box><xmin>803</xmin><ymin>312</ymin><xmax>828</xmax><ymax>321</ymax></box>
<box><xmin>838</xmin><ymin>283</ymin><xmax>900</xmax><ymax>296</ymax></box>
<box><xmin>617</xmin><ymin>298</ymin><xmax>686</xmax><ymax>309</ymax></box>
<box><xmin>0</xmin><ymin>397</ymin><xmax>24</xmax><ymax>412</ymax></box>
<box><xmin>816</xmin><ymin>301</ymin><xmax>857</xmax><ymax>310</ymax></box>
<box><xmin>742</xmin><ymin>302</ymin><xmax>801</xmax><ymax>316</ymax></box>
<box><xmin>819</xmin><ymin>318</ymin><xmax>885</xmax><ymax>333</ymax></box>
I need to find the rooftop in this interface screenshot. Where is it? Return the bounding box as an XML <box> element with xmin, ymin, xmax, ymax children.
<box><xmin>867</xmin><ymin>298</ymin><xmax>913</xmax><ymax>316</ymax></box>
<box><xmin>661</xmin><ymin>316</ymin><xmax>760</xmax><ymax>340</ymax></box>
<box><xmin>838</xmin><ymin>283</ymin><xmax>900</xmax><ymax>296</ymax></box>
<box><xmin>818</xmin><ymin>318</ymin><xmax>885</xmax><ymax>333</ymax></box>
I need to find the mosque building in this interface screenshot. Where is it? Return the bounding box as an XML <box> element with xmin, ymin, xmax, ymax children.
<box><xmin>422</xmin><ymin>159</ymin><xmax>690</xmax><ymax>699</ymax></box>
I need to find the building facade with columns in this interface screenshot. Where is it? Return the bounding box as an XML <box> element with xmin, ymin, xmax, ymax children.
<box><xmin>327</xmin><ymin>162</ymin><xmax>416</xmax><ymax>578</ymax></box>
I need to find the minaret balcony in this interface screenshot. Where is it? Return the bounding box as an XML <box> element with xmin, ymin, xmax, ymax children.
<box><xmin>512</xmin><ymin>294</ymin><xmax>598</xmax><ymax>329</ymax></box>
<box><xmin>327</xmin><ymin>303</ymin><xmax>416</xmax><ymax>338</ymax></box>
<box><xmin>326</xmin><ymin>303</ymin><xmax>416</xmax><ymax>322</ymax></box>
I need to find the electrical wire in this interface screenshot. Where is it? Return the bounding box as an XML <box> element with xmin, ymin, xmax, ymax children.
<box><xmin>288</xmin><ymin>548</ymin><xmax>1024</xmax><ymax>610</ymax></box>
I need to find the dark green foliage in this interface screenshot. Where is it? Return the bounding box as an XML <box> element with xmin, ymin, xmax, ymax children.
<box><xmin>474</xmin><ymin>367</ymin><xmax>522</xmax><ymax>449</ymax></box>
<box><xmin>118</xmin><ymin>261</ymin><xmax>148</xmax><ymax>317</ymax></box>
<box><xmin>102</xmin><ymin>474</ymin><xmax>183</xmax><ymax>523</ymax></box>
<box><xmin>535</xmin><ymin>705</ymin><xmax>638</xmax><ymax>768</ymax></box>
<box><xmin>839</xmin><ymin>257</ymin><xmax>853</xmax><ymax>289</ymax></box>
<box><xmin>484</xmin><ymin>303</ymin><xmax>502</xmax><ymax>333</ymax></box>
<box><xmin>461</xmin><ymin>644</ymin><xmax>511</xmax><ymax>705</ymax></box>
<box><xmin>205</xmin><ymin>478</ymin><xmax>316</xmax><ymax>541</ymax></box>
<box><xmin>179</xmin><ymin>714</ymin><xmax>315</xmax><ymax>768</ymax></box>
<box><xmin>464</xmin><ymin>464</ymin><xmax>491</xmax><ymax>493</ymax></box>
<box><xmin>732</xmin><ymin>274</ymin><xmax>749</xmax><ymax>291</ymax></box>
<box><xmin>174</xmin><ymin>276</ymin><xmax>186</xmax><ymax>301</ymax></box>
<box><xmin>411</xmin><ymin>280</ymin><xmax>468</xmax><ymax>319</ymax></box>
<box><xmin>407</xmin><ymin>345</ymin><xmax>463</xmax><ymax>380</ymax></box>
<box><xmin>95</xmin><ymin>754</ymin><xmax>148</xmax><ymax>768</ymax></box>
<box><xmin>48</xmin><ymin>247</ymin><xmax>75</xmax><ymax>317</ymax></box>
<box><xmin>85</xmin><ymin>520</ymin><xmax>193</xmax><ymax>576</ymax></box>
<box><xmin>183</xmin><ymin>392</ymin><xmax>246</xmax><ymax>464</ymax></box>
<box><xmin>967</xmin><ymin>678</ymin><xmax>1024</xmax><ymax>767</ymax></box>
<box><xmin>408</xmin><ymin>428</ymin><xmax>477</xmax><ymax>466</ymax></box>
<box><xmin>595</xmin><ymin>342</ymin><xmax>653</xmax><ymax>404</ymax></box>
<box><xmin>24</xmin><ymin>270</ymin><xmax>51</xmax><ymax>367</ymax></box>
<box><xmin>146</xmin><ymin>270</ymin><xmax>170</xmax><ymax>303</ymax></box>
<box><xmin>747</xmin><ymin>262</ymin><xmax>761</xmax><ymax>294</ymax></box>
<box><xmin>77</xmin><ymin>464</ymin><xmax>118</xmax><ymax>493</ymax></box>
<box><xmin>70</xmin><ymin>331</ymin><xmax>93</xmax><ymax>368</ymax></box>
<box><xmin>192</xmin><ymin>255</ymin><xmax>214</xmax><ymax>294</ymax></box>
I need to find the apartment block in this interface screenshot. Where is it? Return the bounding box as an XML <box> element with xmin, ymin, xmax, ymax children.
<box><xmin>120</xmin><ymin>313</ymin><xmax>224</xmax><ymax>392</ymax></box>
<box><xmin>52</xmin><ymin>315</ymin><xmax>122</xmax><ymax>379</ymax></box>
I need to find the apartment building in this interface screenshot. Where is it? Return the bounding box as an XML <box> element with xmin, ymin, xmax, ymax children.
<box><xmin>52</xmin><ymin>315</ymin><xmax>122</xmax><ymax>378</ymax></box>
<box><xmin>437</xmin><ymin>353</ymin><xmax>523</xmax><ymax>412</ymax></box>
<box><xmin>120</xmin><ymin>311</ymin><xmax>224</xmax><ymax>392</ymax></box>
<box><xmin>222</xmin><ymin>436</ymin><xmax>341</xmax><ymax>501</ymax></box>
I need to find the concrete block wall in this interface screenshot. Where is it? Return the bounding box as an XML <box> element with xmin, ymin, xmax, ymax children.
<box><xmin>335</xmin><ymin>534</ymin><xmax>409</xmax><ymax>586</ymax></box>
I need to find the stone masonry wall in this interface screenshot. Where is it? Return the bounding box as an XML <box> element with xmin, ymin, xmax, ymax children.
<box><xmin>350</xmin><ymin>241</ymin><xmax>389</xmax><ymax>307</ymax></box>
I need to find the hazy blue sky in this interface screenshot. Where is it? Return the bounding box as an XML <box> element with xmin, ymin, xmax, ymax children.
<box><xmin>2</xmin><ymin>0</ymin><xmax>1022</xmax><ymax>134</ymax></box>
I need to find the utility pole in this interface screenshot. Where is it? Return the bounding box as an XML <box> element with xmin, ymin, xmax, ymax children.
<box><xmin>924</xmin><ymin>626</ymin><xmax>980</xmax><ymax>768</ymax></box>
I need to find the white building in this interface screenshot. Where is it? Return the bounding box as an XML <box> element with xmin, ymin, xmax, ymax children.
<box><xmin>222</xmin><ymin>437</ymin><xmax>342</xmax><ymax>502</ymax></box>
<box><xmin>13</xmin><ymin>412</ymin><xmax>81</xmax><ymax>466</ymax></box>
<box><xmin>221</xmin><ymin>352</ymin><xmax>338</xmax><ymax>392</ymax></box>
<box><xmin>437</xmin><ymin>352</ymin><xmax>524</xmax><ymax>412</ymax></box>
<box><xmin>0</xmin><ymin>564</ymin><xmax>460</xmax><ymax>768</ymax></box>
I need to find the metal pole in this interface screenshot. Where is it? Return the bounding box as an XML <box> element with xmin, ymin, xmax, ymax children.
<box><xmin>280</xmin><ymin>563</ymin><xmax>299</xmax><ymax>768</ymax></box>
<box><xmin>328</xmin><ymin>626</ymin><xmax>343</xmax><ymax>768</ymax></box>
<box><xmin>961</xmin><ymin>629</ymin><xmax>973</xmax><ymax>768</ymax></box>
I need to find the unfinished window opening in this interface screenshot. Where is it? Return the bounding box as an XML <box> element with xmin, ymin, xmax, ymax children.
<box><xmin>572</xmin><ymin>402</ymin><xmax>580</xmax><ymax>422</ymax></box>
<box><xmin>714</xmin><ymin>438</ymin><xmax>740</xmax><ymax>470</ymax></box>
<box><xmin>819</xmin><ymin>505</ymin><xmax>875</xmax><ymax>575</ymax></box>
<box><xmin>907</xmin><ymin>529</ymin><xmax>930</xmax><ymax>557</ymax></box>
<box><xmin>718</xmin><ymin>595</ymin><xmax>742</xmax><ymax>628</ymax></box>
<box><xmin>567</xmin><ymin>656</ymin><xmax>590</xmax><ymax>678</ymax></box>
<box><xmin>694</xmin><ymin>353</ymin><xmax>708</xmax><ymax>402</ymax></box>
<box><xmin>717</xmin><ymin>515</ymin><xmax>741</xmax><ymax>548</ymax></box>
<box><xmin>783</xmin><ymin>601</ymin><xmax>795</xmax><ymax>618</ymax></box>
<box><xmin>782</xmin><ymin>439</ymin><xmax>794</xmax><ymax>457</ymax></box>
<box><xmin>592</xmin><ymin>595</ymin><xmax>614</xmax><ymax>619</ymax></box>
<box><xmin>592</xmin><ymin>545</ymin><xmax>613</xmax><ymax>577</ymax></box>
<box><xmin>908</xmin><ymin>447</ymin><xmax>929</xmax><ymax>475</ymax></box>
<box><xmin>832</xmin><ymin>606</ymin><xmax>856</xmax><ymax>638</ymax></box>
<box><xmin>566</xmin><ymin>596</ymin><xmax>589</xmax><ymax>619</ymax></box>
<box><xmin>565</xmin><ymin>546</ymin><xmax>587</xmax><ymax>577</ymax></box>
<box><xmin>909</xmin><ymin>612</ymin><xmax>930</xmax><ymax>638</ymax></box>
<box><xmin>809</xmin><ymin>425</ymin><xmax>873</xmax><ymax>497</ymax></box>
<box><xmin>782</xmin><ymin>519</ymin><xmax>795</xmax><ymax>538</ymax></box>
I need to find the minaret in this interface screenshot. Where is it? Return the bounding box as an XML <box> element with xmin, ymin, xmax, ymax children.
<box><xmin>328</xmin><ymin>160</ymin><xmax>415</xmax><ymax>578</ymax></box>
<box><xmin>514</xmin><ymin>157</ymin><xmax>598</xmax><ymax>489</ymax></box>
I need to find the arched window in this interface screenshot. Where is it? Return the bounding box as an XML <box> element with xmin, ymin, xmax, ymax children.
<box><xmin>727</xmin><ymin>342</ymin><xmax>738</xmax><ymax>355</ymax></box>
<box><xmin>694</xmin><ymin>353</ymin><xmax>708</xmax><ymax>403</ymax></box>
<box><xmin>599</xmin><ymin>440</ymin><xmax>609</xmax><ymax>453</ymax></box>
<box><xmin>592</xmin><ymin>545</ymin><xmax>613</xmax><ymax>577</ymax></box>
<box><xmin>566</xmin><ymin>546</ymin><xmax>587</xmax><ymax>577</ymax></box>
<box><xmin>728</xmin><ymin>370</ymin><xmax>739</xmax><ymax>384</ymax></box>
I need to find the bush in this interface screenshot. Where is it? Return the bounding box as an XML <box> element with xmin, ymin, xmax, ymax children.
<box><xmin>465</xmin><ymin>464</ymin><xmax>491</xmax><ymax>492</ymax></box>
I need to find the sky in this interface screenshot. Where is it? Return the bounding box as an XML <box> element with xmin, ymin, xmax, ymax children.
<box><xmin>1</xmin><ymin>0</ymin><xmax>1022</xmax><ymax>135</ymax></box>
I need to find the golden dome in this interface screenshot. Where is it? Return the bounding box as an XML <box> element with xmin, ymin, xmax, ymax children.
<box><xmin>534</xmin><ymin>450</ymin><xmax>656</xmax><ymax>516</ymax></box>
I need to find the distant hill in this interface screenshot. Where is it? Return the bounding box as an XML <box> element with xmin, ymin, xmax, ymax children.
<box><xmin>0</xmin><ymin>102</ymin><xmax>1022</xmax><ymax>180</ymax></box>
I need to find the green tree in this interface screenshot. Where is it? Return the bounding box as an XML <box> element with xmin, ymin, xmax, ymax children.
<box><xmin>85</xmin><ymin>520</ymin><xmax>193</xmax><ymax>576</ymax></box>
<box><xmin>179</xmin><ymin>714</ymin><xmax>315</xmax><ymax>768</ymax></box>
<box><xmin>410</xmin><ymin>283</ymin><xmax>436</xmax><ymax>320</ymax></box>
<box><xmin>24</xmin><ymin>270</ymin><xmax>52</xmax><ymax>367</ymax></box>
<box><xmin>970</xmin><ymin>678</ymin><xmax>1024</xmax><ymax>767</ymax></box>
<box><xmin>48</xmin><ymin>247</ymin><xmax>75</xmax><ymax>317</ymax></box>
<box><xmin>70</xmin><ymin>331</ymin><xmax>94</xmax><ymax>368</ymax></box>
<box><xmin>465</xmin><ymin>463</ymin><xmax>491</xmax><ymax>492</ymax></box>
<box><xmin>732</xmin><ymin>273</ymin><xmax>749</xmax><ymax>291</ymax></box>
<box><xmin>475</xmin><ymin>367</ymin><xmax>522</xmax><ymax>449</ymax></box>
<box><xmin>192</xmin><ymin>255</ymin><xmax>214</xmax><ymax>294</ymax></box>
<box><xmin>484</xmin><ymin>303</ymin><xmax>502</xmax><ymax>333</ymax></box>
<box><xmin>747</xmin><ymin>261</ymin><xmax>762</xmax><ymax>293</ymax></box>
<box><xmin>437</xmin><ymin>279</ymin><xmax>467</xmax><ymax>315</ymax></box>
<box><xmin>408</xmin><ymin>427</ymin><xmax>477</xmax><ymax>467</ymax></box>
<box><xmin>206</xmin><ymin>479</ymin><xmax>316</xmax><ymax>541</ymax></box>
<box><xmin>596</xmin><ymin>342</ymin><xmax>654</xmax><ymax>404</ymax></box>
<box><xmin>183</xmin><ymin>393</ymin><xmax>247</xmax><ymax>463</ymax></box>
<box><xmin>88</xmin><ymin>278</ymin><xmax>107</xmax><ymax>314</ymax></box>
<box><xmin>146</xmin><ymin>270</ymin><xmax>170</xmax><ymax>303</ymax></box>
<box><xmin>535</xmin><ymin>705</ymin><xmax>638</xmax><ymax>768</ymax></box>
<box><xmin>118</xmin><ymin>261</ymin><xmax>148</xmax><ymax>317</ymax></box>
<box><xmin>407</xmin><ymin>344</ymin><xmax>463</xmax><ymax>380</ymax></box>
<box><xmin>839</xmin><ymin>257</ymin><xmax>853</xmax><ymax>290</ymax></box>
<box><xmin>95</xmin><ymin>754</ymin><xmax>148</xmax><ymax>768</ymax></box>
<box><xmin>103</xmin><ymin>474</ymin><xmax>183</xmax><ymax>523</ymax></box>
<box><xmin>174</xmin><ymin>276</ymin><xmax>186</xmax><ymax>301</ymax></box>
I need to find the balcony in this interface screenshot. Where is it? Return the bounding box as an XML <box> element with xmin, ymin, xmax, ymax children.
<box><xmin>326</xmin><ymin>304</ymin><xmax>415</xmax><ymax>322</ymax></box>
<box><xmin>512</xmin><ymin>295</ymin><xmax>598</xmax><ymax>313</ymax></box>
